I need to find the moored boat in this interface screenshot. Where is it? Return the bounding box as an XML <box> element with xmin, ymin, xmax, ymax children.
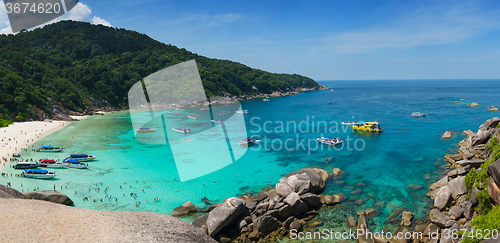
<box><xmin>220</xmin><ymin>111</ymin><xmax>230</xmax><ymax>116</ymax></box>
<box><xmin>36</xmin><ymin>146</ymin><xmax>63</xmax><ymax>152</ymax></box>
<box><xmin>263</xmin><ymin>99</ymin><xmax>271</xmax><ymax>101</ymax></box>
<box><xmin>168</xmin><ymin>111</ymin><xmax>180</xmax><ymax>114</ymax></box>
<box><xmin>188</xmin><ymin>115</ymin><xmax>198</xmax><ymax>120</ymax></box>
<box><xmin>411</xmin><ymin>112</ymin><xmax>427</xmax><ymax>117</ymax></box>
<box><xmin>351</xmin><ymin>122</ymin><xmax>383</xmax><ymax>132</ymax></box>
<box><xmin>341</xmin><ymin>121</ymin><xmax>357</xmax><ymax>126</ymax></box>
<box><xmin>172</xmin><ymin>127</ymin><xmax>191</xmax><ymax>134</ymax></box>
<box><xmin>235</xmin><ymin>110</ymin><xmax>249</xmax><ymax>114</ymax></box>
<box><xmin>21</xmin><ymin>169</ymin><xmax>57</xmax><ymax>179</ymax></box>
<box><xmin>239</xmin><ymin>137</ymin><xmax>257</xmax><ymax>146</ymax></box>
<box><xmin>326</xmin><ymin>102</ymin><xmax>332</xmax><ymax>104</ymax></box>
<box><xmin>64</xmin><ymin>159</ymin><xmax>89</xmax><ymax>169</ymax></box>
<box><xmin>200</xmin><ymin>108</ymin><xmax>209</xmax><ymax>111</ymax></box>
<box><xmin>136</xmin><ymin>127</ymin><xmax>156</xmax><ymax>133</ymax></box>
<box><xmin>38</xmin><ymin>159</ymin><xmax>66</xmax><ymax>168</ymax></box>
<box><xmin>67</xmin><ymin>154</ymin><xmax>96</xmax><ymax>161</ymax></box>
<box><xmin>317</xmin><ymin>136</ymin><xmax>343</xmax><ymax>145</ymax></box>
<box><xmin>211</xmin><ymin>120</ymin><xmax>223</xmax><ymax>124</ymax></box>
<box><xmin>13</xmin><ymin>162</ymin><xmax>39</xmax><ymax>169</ymax></box>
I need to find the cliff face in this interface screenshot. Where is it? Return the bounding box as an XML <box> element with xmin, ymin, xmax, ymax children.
<box><xmin>0</xmin><ymin>186</ymin><xmax>215</xmax><ymax>243</ymax></box>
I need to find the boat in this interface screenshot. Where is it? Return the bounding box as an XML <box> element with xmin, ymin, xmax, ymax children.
<box><xmin>36</xmin><ymin>146</ymin><xmax>63</xmax><ymax>152</ymax></box>
<box><xmin>211</xmin><ymin>120</ymin><xmax>224</xmax><ymax>124</ymax></box>
<box><xmin>263</xmin><ymin>99</ymin><xmax>271</xmax><ymax>101</ymax></box>
<box><xmin>12</xmin><ymin>154</ymin><xmax>20</xmax><ymax>157</ymax></box>
<box><xmin>13</xmin><ymin>162</ymin><xmax>39</xmax><ymax>169</ymax></box>
<box><xmin>239</xmin><ymin>137</ymin><xmax>257</xmax><ymax>146</ymax></box>
<box><xmin>411</xmin><ymin>112</ymin><xmax>427</xmax><ymax>117</ymax></box>
<box><xmin>341</xmin><ymin>121</ymin><xmax>357</xmax><ymax>126</ymax></box>
<box><xmin>326</xmin><ymin>102</ymin><xmax>332</xmax><ymax>104</ymax></box>
<box><xmin>172</xmin><ymin>127</ymin><xmax>191</xmax><ymax>134</ymax></box>
<box><xmin>220</xmin><ymin>111</ymin><xmax>230</xmax><ymax>116</ymax></box>
<box><xmin>235</xmin><ymin>110</ymin><xmax>249</xmax><ymax>114</ymax></box>
<box><xmin>38</xmin><ymin>159</ymin><xmax>66</xmax><ymax>168</ymax></box>
<box><xmin>330</xmin><ymin>89</ymin><xmax>334</xmax><ymax>91</ymax></box>
<box><xmin>351</xmin><ymin>122</ymin><xmax>383</xmax><ymax>132</ymax></box>
<box><xmin>67</xmin><ymin>154</ymin><xmax>96</xmax><ymax>161</ymax></box>
<box><xmin>200</xmin><ymin>108</ymin><xmax>209</xmax><ymax>111</ymax></box>
<box><xmin>136</xmin><ymin>128</ymin><xmax>156</xmax><ymax>133</ymax></box>
<box><xmin>64</xmin><ymin>159</ymin><xmax>89</xmax><ymax>169</ymax></box>
<box><xmin>21</xmin><ymin>169</ymin><xmax>57</xmax><ymax>179</ymax></box>
<box><xmin>168</xmin><ymin>111</ymin><xmax>180</xmax><ymax>114</ymax></box>
<box><xmin>188</xmin><ymin>115</ymin><xmax>198</xmax><ymax>120</ymax></box>
<box><xmin>175</xmin><ymin>108</ymin><xmax>184</xmax><ymax>111</ymax></box>
<box><xmin>317</xmin><ymin>137</ymin><xmax>343</xmax><ymax>145</ymax></box>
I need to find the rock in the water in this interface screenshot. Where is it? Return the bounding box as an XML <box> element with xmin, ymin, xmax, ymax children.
<box><xmin>299</xmin><ymin>193</ymin><xmax>321</xmax><ymax>207</ymax></box>
<box><xmin>470</xmin><ymin>102</ymin><xmax>480</xmax><ymax>107</ymax></box>
<box><xmin>0</xmin><ymin>185</ymin><xmax>27</xmax><ymax>199</ymax></box>
<box><xmin>430</xmin><ymin>209</ymin><xmax>451</xmax><ymax>228</ymax></box>
<box><xmin>254</xmin><ymin>215</ymin><xmax>279</xmax><ymax>235</ymax></box>
<box><xmin>442</xmin><ymin>131</ymin><xmax>454</xmax><ymax>139</ymax></box>
<box><xmin>487</xmin><ymin>158</ymin><xmax>500</xmax><ymax>187</ymax></box>
<box><xmin>401</xmin><ymin>211</ymin><xmax>413</xmax><ymax>227</ymax></box>
<box><xmin>289</xmin><ymin>220</ymin><xmax>303</xmax><ymax>231</ymax></box>
<box><xmin>205</xmin><ymin>197</ymin><xmax>246</xmax><ymax>237</ymax></box>
<box><xmin>345</xmin><ymin>216</ymin><xmax>357</xmax><ymax>228</ymax></box>
<box><xmin>365</xmin><ymin>208</ymin><xmax>381</xmax><ymax>217</ymax></box>
<box><xmin>172</xmin><ymin>201</ymin><xmax>197</xmax><ymax>217</ymax></box>
<box><xmin>447</xmin><ymin>176</ymin><xmax>467</xmax><ymax>199</ymax></box>
<box><xmin>319</xmin><ymin>193</ymin><xmax>346</xmax><ymax>205</ymax></box>
<box><xmin>275</xmin><ymin>168</ymin><xmax>329</xmax><ymax>197</ymax></box>
<box><xmin>488</xmin><ymin>177</ymin><xmax>500</xmax><ymax>205</ymax></box>
<box><xmin>333</xmin><ymin>168</ymin><xmax>344</xmax><ymax>177</ymax></box>
<box><xmin>488</xmin><ymin>106</ymin><xmax>499</xmax><ymax>112</ymax></box>
<box><xmin>434</xmin><ymin>186</ymin><xmax>452</xmax><ymax>210</ymax></box>
<box><xmin>22</xmin><ymin>190</ymin><xmax>73</xmax><ymax>205</ymax></box>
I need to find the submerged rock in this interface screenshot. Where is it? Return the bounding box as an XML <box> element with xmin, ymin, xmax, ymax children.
<box><xmin>470</xmin><ymin>102</ymin><xmax>480</xmax><ymax>107</ymax></box>
<box><xmin>488</xmin><ymin>106</ymin><xmax>499</xmax><ymax>111</ymax></box>
<box><xmin>442</xmin><ymin>131</ymin><xmax>454</xmax><ymax>139</ymax></box>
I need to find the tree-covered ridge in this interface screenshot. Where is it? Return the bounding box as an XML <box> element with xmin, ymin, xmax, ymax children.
<box><xmin>0</xmin><ymin>21</ymin><xmax>318</xmax><ymax>120</ymax></box>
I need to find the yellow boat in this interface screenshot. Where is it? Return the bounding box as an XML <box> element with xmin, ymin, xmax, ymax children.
<box><xmin>351</xmin><ymin>122</ymin><xmax>383</xmax><ymax>132</ymax></box>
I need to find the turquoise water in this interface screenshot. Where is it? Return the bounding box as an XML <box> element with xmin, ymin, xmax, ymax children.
<box><xmin>2</xmin><ymin>80</ymin><xmax>500</xmax><ymax>231</ymax></box>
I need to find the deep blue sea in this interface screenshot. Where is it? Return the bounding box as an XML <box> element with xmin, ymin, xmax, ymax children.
<box><xmin>2</xmin><ymin>79</ymin><xmax>500</xmax><ymax>233</ymax></box>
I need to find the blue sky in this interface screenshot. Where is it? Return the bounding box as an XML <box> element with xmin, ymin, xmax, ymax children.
<box><xmin>1</xmin><ymin>0</ymin><xmax>500</xmax><ymax>80</ymax></box>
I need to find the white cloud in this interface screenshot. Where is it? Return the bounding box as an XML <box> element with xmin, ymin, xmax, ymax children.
<box><xmin>317</xmin><ymin>3</ymin><xmax>500</xmax><ymax>54</ymax></box>
<box><xmin>91</xmin><ymin>16</ymin><xmax>112</xmax><ymax>27</ymax></box>
<box><xmin>0</xmin><ymin>2</ymin><xmax>112</xmax><ymax>35</ymax></box>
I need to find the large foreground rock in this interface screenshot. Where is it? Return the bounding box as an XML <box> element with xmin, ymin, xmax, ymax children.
<box><xmin>23</xmin><ymin>190</ymin><xmax>74</xmax><ymax>205</ymax></box>
<box><xmin>0</xmin><ymin>185</ymin><xmax>27</xmax><ymax>199</ymax></box>
<box><xmin>487</xmin><ymin>159</ymin><xmax>500</xmax><ymax>187</ymax></box>
<box><xmin>275</xmin><ymin>168</ymin><xmax>329</xmax><ymax>197</ymax></box>
<box><xmin>205</xmin><ymin>197</ymin><xmax>246</xmax><ymax>237</ymax></box>
<box><xmin>0</xmin><ymin>198</ymin><xmax>216</xmax><ymax>242</ymax></box>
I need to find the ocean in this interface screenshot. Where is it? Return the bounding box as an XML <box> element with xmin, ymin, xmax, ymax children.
<box><xmin>2</xmin><ymin>79</ymin><xmax>500</xmax><ymax>233</ymax></box>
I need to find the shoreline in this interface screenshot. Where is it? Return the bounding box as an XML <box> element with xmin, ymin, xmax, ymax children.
<box><xmin>0</xmin><ymin>120</ymin><xmax>71</xmax><ymax>169</ymax></box>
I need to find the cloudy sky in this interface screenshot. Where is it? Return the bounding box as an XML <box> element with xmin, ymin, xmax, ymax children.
<box><xmin>1</xmin><ymin>0</ymin><xmax>500</xmax><ymax>80</ymax></box>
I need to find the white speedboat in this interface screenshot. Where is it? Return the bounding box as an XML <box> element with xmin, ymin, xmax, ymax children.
<box><xmin>38</xmin><ymin>159</ymin><xmax>66</xmax><ymax>168</ymax></box>
<box><xmin>211</xmin><ymin>120</ymin><xmax>223</xmax><ymax>124</ymax></box>
<box><xmin>239</xmin><ymin>137</ymin><xmax>257</xmax><ymax>146</ymax></box>
<box><xmin>21</xmin><ymin>169</ymin><xmax>57</xmax><ymax>179</ymax></box>
<box><xmin>67</xmin><ymin>154</ymin><xmax>96</xmax><ymax>161</ymax></box>
<box><xmin>64</xmin><ymin>159</ymin><xmax>89</xmax><ymax>169</ymax></box>
<box><xmin>317</xmin><ymin>137</ymin><xmax>343</xmax><ymax>145</ymax></box>
<box><xmin>136</xmin><ymin>127</ymin><xmax>156</xmax><ymax>133</ymax></box>
<box><xmin>411</xmin><ymin>112</ymin><xmax>427</xmax><ymax>117</ymax></box>
<box><xmin>263</xmin><ymin>99</ymin><xmax>271</xmax><ymax>101</ymax></box>
<box><xmin>236</xmin><ymin>110</ymin><xmax>249</xmax><ymax>114</ymax></box>
<box><xmin>172</xmin><ymin>127</ymin><xmax>191</xmax><ymax>134</ymax></box>
<box><xmin>200</xmin><ymin>108</ymin><xmax>209</xmax><ymax>111</ymax></box>
<box><xmin>36</xmin><ymin>146</ymin><xmax>63</xmax><ymax>152</ymax></box>
<box><xmin>187</xmin><ymin>115</ymin><xmax>198</xmax><ymax>120</ymax></box>
<box><xmin>341</xmin><ymin>121</ymin><xmax>357</xmax><ymax>126</ymax></box>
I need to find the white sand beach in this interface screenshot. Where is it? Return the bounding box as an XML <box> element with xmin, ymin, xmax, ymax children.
<box><xmin>0</xmin><ymin>120</ymin><xmax>70</xmax><ymax>168</ymax></box>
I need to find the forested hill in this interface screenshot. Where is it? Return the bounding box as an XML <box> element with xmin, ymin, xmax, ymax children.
<box><xmin>0</xmin><ymin>21</ymin><xmax>319</xmax><ymax>121</ymax></box>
